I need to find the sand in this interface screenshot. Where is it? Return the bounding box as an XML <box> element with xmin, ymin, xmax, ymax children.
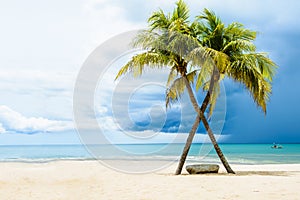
<box><xmin>0</xmin><ymin>161</ymin><xmax>299</xmax><ymax>200</ymax></box>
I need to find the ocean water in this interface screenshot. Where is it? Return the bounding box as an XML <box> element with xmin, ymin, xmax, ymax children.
<box><xmin>0</xmin><ymin>143</ymin><xmax>299</xmax><ymax>164</ymax></box>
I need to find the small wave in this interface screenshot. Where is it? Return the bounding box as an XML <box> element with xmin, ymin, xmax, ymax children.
<box><xmin>0</xmin><ymin>157</ymin><xmax>95</xmax><ymax>163</ymax></box>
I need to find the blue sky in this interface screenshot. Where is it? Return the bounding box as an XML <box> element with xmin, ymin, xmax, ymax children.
<box><xmin>0</xmin><ymin>0</ymin><xmax>299</xmax><ymax>144</ymax></box>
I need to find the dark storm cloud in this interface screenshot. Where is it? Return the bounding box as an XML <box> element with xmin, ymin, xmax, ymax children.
<box><xmin>93</xmin><ymin>0</ymin><xmax>300</xmax><ymax>143</ymax></box>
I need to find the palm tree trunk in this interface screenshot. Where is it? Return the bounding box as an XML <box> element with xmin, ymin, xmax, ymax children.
<box><xmin>175</xmin><ymin>67</ymin><xmax>215</xmax><ymax>175</ymax></box>
<box><xmin>175</xmin><ymin>84</ymin><xmax>212</xmax><ymax>175</ymax></box>
<box><xmin>175</xmin><ymin>70</ymin><xmax>214</xmax><ymax>175</ymax></box>
<box><xmin>175</xmin><ymin>74</ymin><xmax>235</xmax><ymax>174</ymax></box>
<box><xmin>199</xmin><ymin>110</ymin><xmax>235</xmax><ymax>173</ymax></box>
<box><xmin>175</xmin><ymin>115</ymin><xmax>200</xmax><ymax>175</ymax></box>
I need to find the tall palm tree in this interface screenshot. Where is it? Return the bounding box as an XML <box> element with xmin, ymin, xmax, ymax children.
<box><xmin>174</xmin><ymin>8</ymin><xmax>277</xmax><ymax>174</ymax></box>
<box><xmin>115</xmin><ymin>0</ymin><xmax>277</xmax><ymax>175</ymax></box>
<box><xmin>115</xmin><ymin>0</ymin><xmax>235</xmax><ymax>173</ymax></box>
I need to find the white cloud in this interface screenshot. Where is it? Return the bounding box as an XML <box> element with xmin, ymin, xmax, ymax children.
<box><xmin>0</xmin><ymin>105</ymin><xmax>73</xmax><ymax>134</ymax></box>
<box><xmin>0</xmin><ymin>123</ymin><xmax>5</xmax><ymax>134</ymax></box>
<box><xmin>83</xmin><ymin>0</ymin><xmax>145</xmax><ymax>49</ymax></box>
<box><xmin>0</xmin><ymin>69</ymin><xmax>75</xmax><ymax>96</ymax></box>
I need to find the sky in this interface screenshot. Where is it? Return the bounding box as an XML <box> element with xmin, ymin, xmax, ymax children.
<box><xmin>0</xmin><ymin>0</ymin><xmax>300</xmax><ymax>144</ymax></box>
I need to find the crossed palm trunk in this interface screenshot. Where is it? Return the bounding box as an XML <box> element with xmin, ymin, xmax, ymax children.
<box><xmin>175</xmin><ymin>67</ymin><xmax>235</xmax><ymax>175</ymax></box>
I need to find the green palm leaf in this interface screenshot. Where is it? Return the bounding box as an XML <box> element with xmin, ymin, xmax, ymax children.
<box><xmin>166</xmin><ymin>70</ymin><xmax>197</xmax><ymax>107</ymax></box>
<box><xmin>115</xmin><ymin>52</ymin><xmax>171</xmax><ymax>80</ymax></box>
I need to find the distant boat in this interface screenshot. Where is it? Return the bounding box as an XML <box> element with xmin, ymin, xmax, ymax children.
<box><xmin>271</xmin><ymin>143</ymin><xmax>283</xmax><ymax>149</ymax></box>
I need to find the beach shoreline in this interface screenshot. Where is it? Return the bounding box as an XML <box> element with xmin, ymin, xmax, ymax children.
<box><xmin>0</xmin><ymin>160</ymin><xmax>299</xmax><ymax>199</ymax></box>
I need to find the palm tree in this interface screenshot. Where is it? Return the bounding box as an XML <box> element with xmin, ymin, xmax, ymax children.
<box><xmin>115</xmin><ymin>0</ymin><xmax>277</xmax><ymax>175</ymax></box>
<box><xmin>174</xmin><ymin>8</ymin><xmax>277</xmax><ymax>174</ymax></box>
<box><xmin>115</xmin><ymin>0</ymin><xmax>235</xmax><ymax>174</ymax></box>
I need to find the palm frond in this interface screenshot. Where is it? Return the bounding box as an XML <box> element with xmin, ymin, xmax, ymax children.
<box><xmin>166</xmin><ymin>66</ymin><xmax>179</xmax><ymax>87</ymax></box>
<box><xmin>166</xmin><ymin>76</ymin><xmax>186</xmax><ymax>108</ymax></box>
<box><xmin>132</xmin><ymin>30</ymin><xmax>168</xmax><ymax>51</ymax></box>
<box><xmin>196</xmin><ymin>61</ymin><xmax>213</xmax><ymax>90</ymax></box>
<box><xmin>201</xmin><ymin>47</ymin><xmax>230</xmax><ymax>73</ymax></box>
<box><xmin>229</xmin><ymin>54</ymin><xmax>274</xmax><ymax>113</ymax></box>
<box><xmin>222</xmin><ymin>39</ymin><xmax>256</xmax><ymax>54</ymax></box>
<box><xmin>167</xmin><ymin>30</ymin><xmax>200</xmax><ymax>58</ymax></box>
<box><xmin>148</xmin><ymin>9</ymin><xmax>171</xmax><ymax>30</ymax></box>
<box><xmin>208</xmin><ymin>83</ymin><xmax>220</xmax><ymax>118</ymax></box>
<box><xmin>166</xmin><ymin>70</ymin><xmax>197</xmax><ymax>107</ymax></box>
<box><xmin>115</xmin><ymin>52</ymin><xmax>170</xmax><ymax>80</ymax></box>
<box><xmin>196</xmin><ymin>9</ymin><xmax>221</xmax><ymax>32</ymax></box>
<box><xmin>253</xmin><ymin>53</ymin><xmax>277</xmax><ymax>81</ymax></box>
<box><xmin>171</xmin><ymin>0</ymin><xmax>189</xmax><ymax>23</ymax></box>
<box><xmin>225</xmin><ymin>22</ymin><xmax>257</xmax><ymax>41</ymax></box>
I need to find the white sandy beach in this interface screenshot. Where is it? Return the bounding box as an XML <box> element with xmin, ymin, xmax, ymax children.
<box><xmin>0</xmin><ymin>161</ymin><xmax>299</xmax><ymax>200</ymax></box>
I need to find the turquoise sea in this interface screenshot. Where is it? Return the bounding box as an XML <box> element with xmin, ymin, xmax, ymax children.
<box><xmin>0</xmin><ymin>144</ymin><xmax>299</xmax><ymax>164</ymax></box>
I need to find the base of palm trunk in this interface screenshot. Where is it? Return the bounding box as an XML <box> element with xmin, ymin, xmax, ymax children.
<box><xmin>186</xmin><ymin>164</ymin><xmax>219</xmax><ymax>174</ymax></box>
